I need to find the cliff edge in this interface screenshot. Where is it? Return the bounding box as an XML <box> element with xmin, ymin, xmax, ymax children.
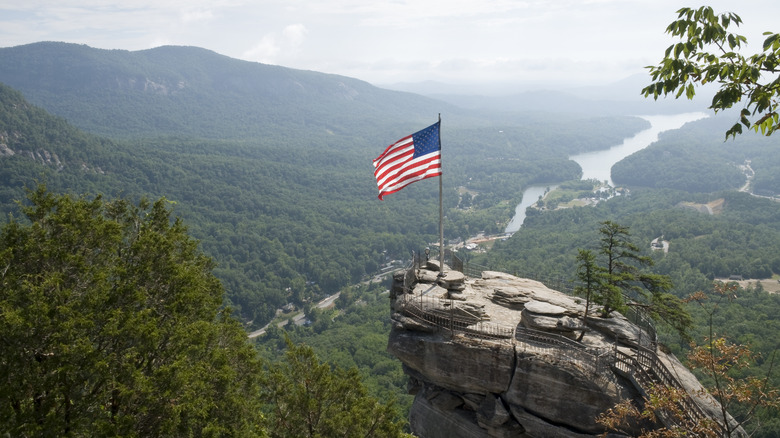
<box><xmin>387</xmin><ymin>260</ymin><xmax>744</xmax><ymax>437</ymax></box>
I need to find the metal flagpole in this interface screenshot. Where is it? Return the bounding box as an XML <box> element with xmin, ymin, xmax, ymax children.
<box><xmin>438</xmin><ymin>113</ymin><xmax>445</xmax><ymax>278</ymax></box>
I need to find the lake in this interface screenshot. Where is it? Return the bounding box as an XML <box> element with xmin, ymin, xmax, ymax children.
<box><xmin>505</xmin><ymin>112</ymin><xmax>708</xmax><ymax>233</ymax></box>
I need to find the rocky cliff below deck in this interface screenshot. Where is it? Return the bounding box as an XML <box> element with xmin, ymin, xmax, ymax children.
<box><xmin>387</xmin><ymin>260</ymin><xmax>744</xmax><ymax>437</ymax></box>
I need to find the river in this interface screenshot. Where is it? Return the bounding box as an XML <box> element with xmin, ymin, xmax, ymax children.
<box><xmin>505</xmin><ymin>112</ymin><xmax>708</xmax><ymax>233</ymax></box>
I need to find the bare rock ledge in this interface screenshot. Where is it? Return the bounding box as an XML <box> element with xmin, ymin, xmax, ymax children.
<box><xmin>388</xmin><ymin>268</ymin><xmax>744</xmax><ymax>438</ymax></box>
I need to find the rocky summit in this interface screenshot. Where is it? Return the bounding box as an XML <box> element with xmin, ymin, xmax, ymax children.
<box><xmin>387</xmin><ymin>261</ymin><xmax>744</xmax><ymax>437</ymax></box>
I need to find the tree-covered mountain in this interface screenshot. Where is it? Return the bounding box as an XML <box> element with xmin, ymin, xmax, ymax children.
<box><xmin>0</xmin><ymin>43</ymin><xmax>649</xmax><ymax>328</ymax></box>
<box><xmin>0</xmin><ymin>42</ymin><xmax>460</xmax><ymax>140</ymax></box>
<box><xmin>0</xmin><ymin>80</ymin><xmax>432</xmax><ymax>326</ymax></box>
<box><xmin>613</xmin><ymin>114</ymin><xmax>780</xmax><ymax>194</ymax></box>
<box><xmin>0</xmin><ymin>84</ymin><xmax>128</xmax><ymax>208</ymax></box>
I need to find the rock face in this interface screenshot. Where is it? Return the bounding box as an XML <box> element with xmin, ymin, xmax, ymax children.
<box><xmin>388</xmin><ymin>267</ymin><xmax>742</xmax><ymax>437</ymax></box>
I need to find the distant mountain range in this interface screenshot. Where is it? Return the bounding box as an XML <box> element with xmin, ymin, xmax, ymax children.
<box><xmin>0</xmin><ymin>42</ymin><xmax>462</xmax><ymax>140</ymax></box>
<box><xmin>0</xmin><ymin>42</ymin><xmax>707</xmax><ymax>141</ymax></box>
<box><xmin>383</xmin><ymin>74</ymin><xmax>710</xmax><ymax>115</ymax></box>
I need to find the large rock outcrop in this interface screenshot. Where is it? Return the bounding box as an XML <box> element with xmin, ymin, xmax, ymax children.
<box><xmin>388</xmin><ymin>264</ymin><xmax>742</xmax><ymax>437</ymax></box>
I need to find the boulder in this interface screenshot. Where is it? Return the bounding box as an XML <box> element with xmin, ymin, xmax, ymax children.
<box><xmin>449</xmin><ymin>301</ymin><xmax>488</xmax><ymax>321</ymax></box>
<box><xmin>387</xmin><ymin>329</ymin><xmax>515</xmax><ymax>395</ymax></box>
<box><xmin>481</xmin><ymin>421</ymin><xmax>525</xmax><ymax>438</ymax></box>
<box><xmin>447</xmin><ymin>282</ymin><xmax>468</xmax><ymax>293</ymax></box>
<box><xmin>520</xmin><ymin>311</ymin><xmax>561</xmax><ymax>331</ymax></box>
<box><xmin>476</xmin><ymin>393</ymin><xmax>511</xmax><ymax>428</ymax></box>
<box><xmin>504</xmin><ymin>353</ymin><xmax>630</xmax><ymax>433</ymax></box>
<box><xmin>461</xmin><ymin>393</ymin><xmax>483</xmax><ymax>411</ymax></box>
<box><xmin>427</xmin><ymin>389</ymin><xmax>464</xmax><ymax>411</ymax></box>
<box><xmin>390</xmin><ymin>271</ymin><xmax>406</xmax><ymax>297</ymax></box>
<box><xmin>413</xmin><ymin>282</ymin><xmax>448</xmax><ymax>299</ymax></box>
<box><xmin>438</xmin><ymin>270</ymin><xmax>466</xmax><ymax>290</ymax></box>
<box><xmin>391</xmin><ymin>313</ymin><xmax>438</xmax><ymax>333</ymax></box>
<box><xmin>409</xmin><ymin>394</ymin><xmax>491</xmax><ymax>438</ymax></box>
<box><xmin>479</xmin><ymin>271</ymin><xmax>518</xmax><ymax>281</ymax></box>
<box><xmin>508</xmin><ymin>405</ymin><xmax>595</xmax><ymax>438</ymax></box>
<box><xmin>425</xmin><ymin>259</ymin><xmax>441</xmax><ymax>271</ymax></box>
<box><xmin>586</xmin><ymin>313</ymin><xmax>650</xmax><ymax>347</ymax></box>
<box><xmin>489</xmin><ymin>286</ymin><xmax>531</xmax><ymax>309</ymax></box>
<box><xmin>448</xmin><ymin>291</ymin><xmax>468</xmax><ymax>301</ymax></box>
<box><xmin>524</xmin><ymin>300</ymin><xmax>567</xmax><ymax>315</ymax></box>
<box><xmin>417</xmin><ymin>269</ymin><xmax>440</xmax><ymax>283</ymax></box>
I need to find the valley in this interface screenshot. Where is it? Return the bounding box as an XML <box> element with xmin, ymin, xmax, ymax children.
<box><xmin>1</xmin><ymin>42</ymin><xmax>778</xmax><ymax>437</ymax></box>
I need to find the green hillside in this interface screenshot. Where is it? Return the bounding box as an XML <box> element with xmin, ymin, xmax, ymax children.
<box><xmin>0</xmin><ymin>42</ymin><xmax>459</xmax><ymax>139</ymax></box>
<box><xmin>613</xmin><ymin>114</ymin><xmax>780</xmax><ymax>195</ymax></box>
<box><xmin>1</xmin><ymin>41</ymin><xmax>779</xmax><ymax>435</ymax></box>
<box><xmin>0</xmin><ymin>43</ymin><xmax>649</xmax><ymax>328</ymax></box>
<box><xmin>0</xmin><ymin>81</ymin><xmax>432</xmax><ymax>325</ymax></box>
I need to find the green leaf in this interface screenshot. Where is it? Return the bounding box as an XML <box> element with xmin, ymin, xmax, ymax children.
<box><xmin>685</xmin><ymin>82</ymin><xmax>696</xmax><ymax>99</ymax></box>
<box><xmin>0</xmin><ymin>187</ymin><xmax>264</xmax><ymax>436</ymax></box>
<box><xmin>763</xmin><ymin>33</ymin><xmax>780</xmax><ymax>51</ymax></box>
<box><xmin>674</xmin><ymin>43</ymin><xmax>685</xmax><ymax>59</ymax></box>
<box><xmin>725</xmin><ymin>123</ymin><xmax>743</xmax><ymax>140</ymax></box>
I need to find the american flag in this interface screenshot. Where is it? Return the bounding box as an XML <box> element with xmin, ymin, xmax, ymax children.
<box><xmin>373</xmin><ymin>121</ymin><xmax>441</xmax><ymax>200</ymax></box>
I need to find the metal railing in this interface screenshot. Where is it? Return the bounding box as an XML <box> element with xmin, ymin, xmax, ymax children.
<box><xmin>396</xmin><ymin>292</ymin><xmax>515</xmax><ymax>341</ymax></box>
<box><xmin>450</xmin><ymin>255</ymin><xmax>658</xmax><ymax>348</ymax></box>
<box><xmin>624</xmin><ymin>305</ymin><xmax>658</xmax><ymax>348</ymax></box>
<box><xmin>516</xmin><ymin>326</ymin><xmax>588</xmax><ymax>351</ymax></box>
<box><xmin>613</xmin><ymin>347</ymin><xmax>715</xmax><ymax>433</ymax></box>
<box><xmin>515</xmin><ymin>326</ymin><xmax>614</xmax><ymax>377</ymax></box>
<box><xmin>398</xmin><ymin>250</ymin><xmax>712</xmax><ymax>432</ymax></box>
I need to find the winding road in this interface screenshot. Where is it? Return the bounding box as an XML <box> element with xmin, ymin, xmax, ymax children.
<box><xmin>247</xmin><ymin>292</ymin><xmax>341</xmax><ymax>338</ymax></box>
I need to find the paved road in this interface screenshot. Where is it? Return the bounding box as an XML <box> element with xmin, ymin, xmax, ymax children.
<box><xmin>247</xmin><ymin>292</ymin><xmax>341</xmax><ymax>338</ymax></box>
<box><xmin>247</xmin><ymin>266</ymin><xmax>404</xmax><ymax>339</ymax></box>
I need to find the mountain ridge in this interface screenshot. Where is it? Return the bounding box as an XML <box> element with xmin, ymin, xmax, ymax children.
<box><xmin>0</xmin><ymin>42</ymin><xmax>459</xmax><ymax>139</ymax></box>
<box><xmin>0</xmin><ymin>41</ymin><xmax>658</xmax><ymax>330</ymax></box>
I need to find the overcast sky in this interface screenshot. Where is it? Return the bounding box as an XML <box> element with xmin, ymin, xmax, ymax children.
<box><xmin>2</xmin><ymin>1</ymin><xmax>778</xmax><ymax>89</ymax></box>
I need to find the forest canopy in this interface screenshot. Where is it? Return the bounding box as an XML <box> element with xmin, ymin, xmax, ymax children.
<box><xmin>0</xmin><ymin>186</ymin><xmax>264</xmax><ymax>436</ymax></box>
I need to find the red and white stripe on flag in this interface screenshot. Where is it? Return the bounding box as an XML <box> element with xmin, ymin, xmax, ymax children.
<box><xmin>372</xmin><ymin>121</ymin><xmax>441</xmax><ymax>200</ymax></box>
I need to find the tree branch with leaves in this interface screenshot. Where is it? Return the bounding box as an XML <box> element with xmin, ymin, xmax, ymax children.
<box><xmin>600</xmin><ymin>282</ymin><xmax>779</xmax><ymax>437</ymax></box>
<box><xmin>643</xmin><ymin>6</ymin><xmax>780</xmax><ymax>139</ymax></box>
<box><xmin>685</xmin><ymin>282</ymin><xmax>779</xmax><ymax>436</ymax></box>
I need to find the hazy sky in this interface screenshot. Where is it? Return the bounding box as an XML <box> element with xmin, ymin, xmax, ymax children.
<box><xmin>2</xmin><ymin>1</ymin><xmax>778</xmax><ymax>88</ymax></box>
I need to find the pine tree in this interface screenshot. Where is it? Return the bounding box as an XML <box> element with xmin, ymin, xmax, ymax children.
<box><xmin>0</xmin><ymin>186</ymin><xmax>264</xmax><ymax>436</ymax></box>
<box><xmin>574</xmin><ymin>248</ymin><xmax>605</xmax><ymax>340</ymax></box>
<box><xmin>575</xmin><ymin>221</ymin><xmax>691</xmax><ymax>337</ymax></box>
<box><xmin>261</xmin><ymin>337</ymin><xmax>410</xmax><ymax>438</ymax></box>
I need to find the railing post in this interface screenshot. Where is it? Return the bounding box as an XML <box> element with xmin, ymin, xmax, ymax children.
<box><xmin>449</xmin><ymin>298</ymin><xmax>454</xmax><ymax>338</ymax></box>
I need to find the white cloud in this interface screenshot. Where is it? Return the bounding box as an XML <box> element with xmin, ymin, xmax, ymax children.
<box><xmin>181</xmin><ymin>8</ymin><xmax>214</xmax><ymax>23</ymax></box>
<box><xmin>282</xmin><ymin>24</ymin><xmax>307</xmax><ymax>50</ymax></box>
<box><xmin>240</xmin><ymin>23</ymin><xmax>307</xmax><ymax>64</ymax></box>
<box><xmin>1</xmin><ymin>0</ymin><xmax>778</xmax><ymax>87</ymax></box>
<box><xmin>243</xmin><ymin>34</ymin><xmax>280</xmax><ymax>63</ymax></box>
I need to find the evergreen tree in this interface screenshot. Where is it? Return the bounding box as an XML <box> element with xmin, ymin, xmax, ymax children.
<box><xmin>0</xmin><ymin>186</ymin><xmax>264</xmax><ymax>437</ymax></box>
<box><xmin>261</xmin><ymin>337</ymin><xmax>410</xmax><ymax>438</ymax></box>
<box><xmin>592</xmin><ymin>221</ymin><xmax>691</xmax><ymax>337</ymax></box>
<box><xmin>598</xmin><ymin>220</ymin><xmax>656</xmax><ymax>315</ymax></box>
<box><xmin>574</xmin><ymin>248</ymin><xmax>605</xmax><ymax>340</ymax></box>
